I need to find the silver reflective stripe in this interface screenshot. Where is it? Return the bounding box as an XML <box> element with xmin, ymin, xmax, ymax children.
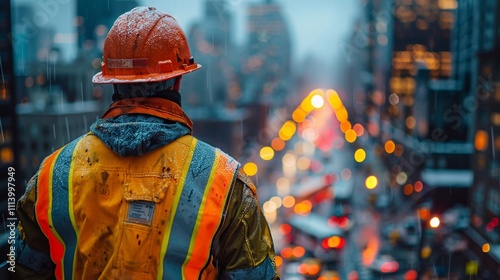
<box><xmin>108</xmin><ymin>58</ymin><xmax>148</xmax><ymax>68</ymax></box>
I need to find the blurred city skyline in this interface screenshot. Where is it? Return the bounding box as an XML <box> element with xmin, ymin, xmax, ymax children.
<box><xmin>11</xmin><ymin>0</ymin><xmax>360</xmax><ymax>70</ymax></box>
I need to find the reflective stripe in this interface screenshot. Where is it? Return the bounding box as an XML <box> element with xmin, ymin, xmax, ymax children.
<box><xmin>157</xmin><ymin>138</ymin><xmax>198</xmax><ymax>280</ymax></box>
<box><xmin>108</xmin><ymin>58</ymin><xmax>149</xmax><ymax>69</ymax></box>
<box><xmin>159</xmin><ymin>140</ymin><xmax>239</xmax><ymax>279</ymax></box>
<box><xmin>183</xmin><ymin>149</ymin><xmax>238</xmax><ymax>279</ymax></box>
<box><xmin>35</xmin><ymin>149</ymin><xmax>64</xmax><ymax>280</ymax></box>
<box><xmin>37</xmin><ymin>133</ymin><xmax>238</xmax><ymax>279</ymax></box>
<box><xmin>51</xmin><ymin>138</ymin><xmax>82</xmax><ymax>279</ymax></box>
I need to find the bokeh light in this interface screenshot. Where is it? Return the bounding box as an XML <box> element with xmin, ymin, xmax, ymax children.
<box><xmin>429</xmin><ymin>217</ymin><xmax>440</xmax><ymax>228</ymax></box>
<box><xmin>365</xmin><ymin>175</ymin><xmax>378</xmax><ymax>189</ymax></box>
<box><xmin>271</xmin><ymin>137</ymin><xmax>286</xmax><ymax>151</ymax></box>
<box><xmin>385</xmin><ymin>140</ymin><xmax>396</xmax><ymax>153</ymax></box>
<box><xmin>243</xmin><ymin>162</ymin><xmax>258</xmax><ymax>176</ymax></box>
<box><xmin>354</xmin><ymin>149</ymin><xmax>366</xmax><ymax>162</ymax></box>
<box><xmin>311</xmin><ymin>94</ymin><xmax>325</xmax><ymax>109</ymax></box>
<box><xmin>482</xmin><ymin>243</ymin><xmax>491</xmax><ymax>253</ymax></box>
<box><xmin>345</xmin><ymin>129</ymin><xmax>357</xmax><ymax>143</ymax></box>
<box><xmin>353</xmin><ymin>123</ymin><xmax>365</xmax><ymax>136</ymax></box>
<box><xmin>260</xmin><ymin>146</ymin><xmax>275</xmax><ymax>161</ymax></box>
<box><xmin>282</xmin><ymin>195</ymin><xmax>296</xmax><ymax>208</ymax></box>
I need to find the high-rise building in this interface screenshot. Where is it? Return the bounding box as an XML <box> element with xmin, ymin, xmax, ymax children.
<box><xmin>243</xmin><ymin>0</ymin><xmax>291</xmax><ymax>105</ymax></box>
<box><xmin>467</xmin><ymin>0</ymin><xmax>500</xmax><ymax>276</ymax></box>
<box><xmin>240</xmin><ymin>0</ymin><xmax>291</xmax><ymax>143</ymax></box>
<box><xmin>387</xmin><ymin>0</ymin><xmax>455</xmax><ymax>135</ymax></box>
<box><xmin>183</xmin><ymin>0</ymin><xmax>235</xmax><ymax>108</ymax></box>
<box><xmin>76</xmin><ymin>0</ymin><xmax>138</xmax><ymax>57</ymax></box>
<box><xmin>182</xmin><ymin>0</ymin><xmax>246</xmax><ymax>158</ymax></box>
<box><xmin>0</xmin><ymin>0</ymin><xmax>19</xmax><ymax>257</ymax></box>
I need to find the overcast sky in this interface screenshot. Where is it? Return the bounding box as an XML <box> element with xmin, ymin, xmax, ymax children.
<box><xmin>144</xmin><ymin>0</ymin><xmax>361</xmax><ymax>66</ymax></box>
<box><xmin>11</xmin><ymin>0</ymin><xmax>360</xmax><ymax>76</ymax></box>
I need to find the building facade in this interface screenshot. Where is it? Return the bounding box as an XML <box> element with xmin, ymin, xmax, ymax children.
<box><xmin>0</xmin><ymin>0</ymin><xmax>19</xmax><ymax>258</ymax></box>
<box><xmin>467</xmin><ymin>0</ymin><xmax>500</xmax><ymax>277</ymax></box>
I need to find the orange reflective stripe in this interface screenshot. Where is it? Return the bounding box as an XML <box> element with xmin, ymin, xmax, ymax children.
<box><xmin>183</xmin><ymin>150</ymin><xmax>238</xmax><ymax>279</ymax></box>
<box><xmin>35</xmin><ymin>149</ymin><xmax>64</xmax><ymax>280</ymax></box>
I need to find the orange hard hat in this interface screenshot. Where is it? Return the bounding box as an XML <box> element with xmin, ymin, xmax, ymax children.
<box><xmin>92</xmin><ymin>6</ymin><xmax>201</xmax><ymax>84</ymax></box>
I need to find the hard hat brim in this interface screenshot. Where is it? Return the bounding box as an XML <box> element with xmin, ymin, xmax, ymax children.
<box><xmin>92</xmin><ymin>64</ymin><xmax>202</xmax><ymax>84</ymax></box>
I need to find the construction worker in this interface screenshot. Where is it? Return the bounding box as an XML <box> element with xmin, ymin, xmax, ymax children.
<box><xmin>11</xmin><ymin>7</ymin><xmax>279</xmax><ymax>280</ymax></box>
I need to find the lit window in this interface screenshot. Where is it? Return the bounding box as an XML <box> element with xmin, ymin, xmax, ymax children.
<box><xmin>475</xmin><ymin>130</ymin><xmax>488</xmax><ymax>151</ymax></box>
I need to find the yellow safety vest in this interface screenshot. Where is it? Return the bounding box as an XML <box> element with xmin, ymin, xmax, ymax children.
<box><xmin>35</xmin><ymin>133</ymin><xmax>238</xmax><ymax>280</ymax></box>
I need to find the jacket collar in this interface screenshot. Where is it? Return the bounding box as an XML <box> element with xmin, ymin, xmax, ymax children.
<box><xmin>102</xmin><ymin>97</ymin><xmax>193</xmax><ymax>131</ymax></box>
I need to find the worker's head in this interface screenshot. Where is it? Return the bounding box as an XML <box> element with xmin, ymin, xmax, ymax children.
<box><xmin>92</xmin><ymin>6</ymin><xmax>201</xmax><ymax>99</ymax></box>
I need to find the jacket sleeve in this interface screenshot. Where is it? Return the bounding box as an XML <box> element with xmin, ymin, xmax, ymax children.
<box><xmin>214</xmin><ymin>169</ymin><xmax>280</xmax><ymax>280</ymax></box>
<box><xmin>9</xmin><ymin>173</ymin><xmax>56</xmax><ymax>280</ymax></box>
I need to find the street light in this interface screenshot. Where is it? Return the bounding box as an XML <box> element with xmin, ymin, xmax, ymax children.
<box><xmin>365</xmin><ymin>175</ymin><xmax>378</xmax><ymax>189</ymax></box>
<box><xmin>311</xmin><ymin>94</ymin><xmax>325</xmax><ymax>109</ymax></box>
<box><xmin>429</xmin><ymin>217</ymin><xmax>440</xmax><ymax>228</ymax></box>
<box><xmin>417</xmin><ymin>210</ymin><xmax>440</xmax><ymax>278</ymax></box>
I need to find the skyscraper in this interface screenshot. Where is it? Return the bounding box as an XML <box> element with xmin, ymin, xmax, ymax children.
<box><xmin>467</xmin><ymin>0</ymin><xmax>500</xmax><ymax>276</ymax></box>
<box><xmin>76</xmin><ymin>0</ymin><xmax>138</xmax><ymax>57</ymax></box>
<box><xmin>0</xmin><ymin>0</ymin><xmax>19</xmax><ymax>258</ymax></box>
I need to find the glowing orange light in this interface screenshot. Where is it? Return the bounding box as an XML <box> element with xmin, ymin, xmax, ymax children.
<box><xmin>292</xmin><ymin>246</ymin><xmax>306</xmax><ymax>258</ymax></box>
<box><xmin>328</xmin><ymin>236</ymin><xmax>342</xmax><ymax>248</ymax></box>
<box><xmin>345</xmin><ymin>129</ymin><xmax>357</xmax><ymax>143</ymax></box>
<box><xmin>279</xmin><ymin>120</ymin><xmax>297</xmax><ymax>141</ymax></box>
<box><xmin>326</xmin><ymin>89</ymin><xmax>343</xmax><ymax>110</ymax></box>
<box><xmin>335</xmin><ymin>108</ymin><xmax>349</xmax><ymax>122</ymax></box>
<box><xmin>282</xmin><ymin>196</ymin><xmax>295</xmax><ymax>208</ymax></box>
<box><xmin>281</xmin><ymin>247</ymin><xmax>293</xmax><ymax>259</ymax></box>
<box><xmin>298</xmin><ymin>264</ymin><xmax>308</xmax><ymax>274</ymax></box>
<box><xmin>353</xmin><ymin>123</ymin><xmax>364</xmax><ymax>136</ymax></box>
<box><xmin>308</xmin><ymin>263</ymin><xmax>321</xmax><ymax>275</ymax></box>
<box><xmin>419</xmin><ymin>208</ymin><xmax>430</xmax><ymax>220</ymax></box>
<box><xmin>340</xmin><ymin>121</ymin><xmax>352</xmax><ymax>133</ymax></box>
<box><xmin>385</xmin><ymin>140</ymin><xmax>396</xmax><ymax>153</ymax></box>
<box><xmin>404</xmin><ymin>184</ymin><xmax>414</xmax><ymax>195</ymax></box>
<box><xmin>275</xmin><ymin>256</ymin><xmax>283</xmax><ymax>267</ymax></box>
<box><xmin>292</xmin><ymin>108</ymin><xmax>307</xmax><ymax>123</ymax></box>
<box><xmin>294</xmin><ymin>200</ymin><xmax>312</xmax><ymax>215</ymax></box>
<box><xmin>271</xmin><ymin>137</ymin><xmax>285</xmax><ymax>151</ymax></box>
<box><xmin>482</xmin><ymin>243</ymin><xmax>491</xmax><ymax>253</ymax></box>
<box><xmin>404</xmin><ymin>270</ymin><xmax>418</xmax><ymax>280</ymax></box>
<box><xmin>475</xmin><ymin>130</ymin><xmax>488</xmax><ymax>151</ymax></box>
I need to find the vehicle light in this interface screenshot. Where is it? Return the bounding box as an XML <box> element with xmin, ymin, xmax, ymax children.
<box><xmin>275</xmin><ymin>256</ymin><xmax>283</xmax><ymax>267</ymax></box>
<box><xmin>338</xmin><ymin>216</ymin><xmax>349</xmax><ymax>228</ymax></box>
<box><xmin>298</xmin><ymin>263</ymin><xmax>308</xmax><ymax>274</ymax></box>
<box><xmin>322</xmin><ymin>236</ymin><xmax>345</xmax><ymax>249</ymax></box>
<box><xmin>280</xmin><ymin>224</ymin><xmax>292</xmax><ymax>235</ymax></box>
<box><xmin>328</xmin><ymin>216</ymin><xmax>338</xmax><ymax>226</ymax></box>
<box><xmin>292</xmin><ymin>246</ymin><xmax>305</xmax><ymax>258</ymax></box>
<box><xmin>380</xmin><ymin>261</ymin><xmax>399</xmax><ymax>273</ymax></box>
<box><xmin>308</xmin><ymin>263</ymin><xmax>321</xmax><ymax>275</ymax></box>
<box><xmin>281</xmin><ymin>247</ymin><xmax>293</xmax><ymax>259</ymax></box>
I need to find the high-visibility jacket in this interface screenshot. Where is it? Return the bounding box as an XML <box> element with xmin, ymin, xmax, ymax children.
<box><xmin>12</xmin><ymin>97</ymin><xmax>279</xmax><ymax>280</ymax></box>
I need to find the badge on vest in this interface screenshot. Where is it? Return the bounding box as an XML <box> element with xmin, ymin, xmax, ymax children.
<box><xmin>127</xmin><ymin>201</ymin><xmax>155</xmax><ymax>226</ymax></box>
